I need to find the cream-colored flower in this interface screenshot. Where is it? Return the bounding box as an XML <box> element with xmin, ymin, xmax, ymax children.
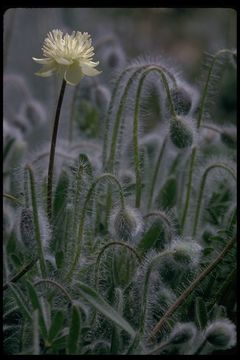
<box><xmin>33</xmin><ymin>29</ymin><xmax>101</xmax><ymax>85</ymax></box>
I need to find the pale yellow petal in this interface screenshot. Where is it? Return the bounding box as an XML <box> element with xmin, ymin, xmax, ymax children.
<box><xmin>64</xmin><ymin>63</ymin><xmax>83</xmax><ymax>85</ymax></box>
<box><xmin>35</xmin><ymin>63</ymin><xmax>56</xmax><ymax>77</ymax></box>
<box><xmin>55</xmin><ymin>57</ymin><xmax>73</xmax><ymax>65</ymax></box>
<box><xmin>32</xmin><ymin>57</ymin><xmax>53</xmax><ymax>64</ymax></box>
<box><xmin>81</xmin><ymin>63</ymin><xmax>102</xmax><ymax>77</ymax></box>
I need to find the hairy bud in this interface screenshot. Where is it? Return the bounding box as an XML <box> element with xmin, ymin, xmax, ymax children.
<box><xmin>169</xmin><ymin>322</ymin><xmax>197</xmax><ymax>345</ymax></box>
<box><xmin>109</xmin><ymin>206</ymin><xmax>143</xmax><ymax>242</ymax></box>
<box><xmin>20</xmin><ymin>208</ymin><xmax>35</xmax><ymax>250</ymax></box>
<box><xmin>171</xmin><ymin>87</ymin><xmax>192</xmax><ymax>115</ymax></box>
<box><xmin>170</xmin><ymin>116</ymin><xmax>194</xmax><ymax>149</ymax></box>
<box><xmin>205</xmin><ymin>319</ymin><xmax>236</xmax><ymax>349</ymax></box>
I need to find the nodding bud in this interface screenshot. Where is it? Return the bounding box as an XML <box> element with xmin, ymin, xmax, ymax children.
<box><xmin>170</xmin><ymin>116</ymin><xmax>194</xmax><ymax>149</ymax></box>
<box><xmin>20</xmin><ymin>208</ymin><xmax>35</xmax><ymax>249</ymax></box>
<box><xmin>106</xmin><ymin>46</ymin><xmax>125</xmax><ymax>68</ymax></box>
<box><xmin>204</xmin><ymin>319</ymin><xmax>236</xmax><ymax>349</ymax></box>
<box><xmin>171</xmin><ymin>240</ymin><xmax>202</xmax><ymax>267</ymax></box>
<box><xmin>109</xmin><ymin>206</ymin><xmax>143</xmax><ymax>242</ymax></box>
<box><xmin>171</xmin><ymin>87</ymin><xmax>192</xmax><ymax>115</ymax></box>
<box><xmin>221</xmin><ymin>128</ymin><xmax>236</xmax><ymax>149</ymax></box>
<box><xmin>169</xmin><ymin>323</ymin><xmax>197</xmax><ymax>345</ymax></box>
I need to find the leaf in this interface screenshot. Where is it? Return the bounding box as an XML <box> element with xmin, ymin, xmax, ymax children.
<box><xmin>67</xmin><ymin>305</ymin><xmax>81</xmax><ymax>354</ymax></box>
<box><xmin>138</xmin><ymin>220</ymin><xmax>165</xmax><ymax>254</ymax></box>
<box><xmin>195</xmin><ymin>297</ymin><xmax>208</xmax><ymax>330</ymax></box>
<box><xmin>48</xmin><ymin>311</ymin><xmax>65</xmax><ymax>342</ymax></box>
<box><xmin>8</xmin><ymin>283</ymin><xmax>32</xmax><ymax>321</ymax></box>
<box><xmin>155</xmin><ymin>176</ymin><xmax>177</xmax><ymax>209</ymax></box>
<box><xmin>25</xmin><ymin>281</ymin><xmax>48</xmax><ymax>339</ymax></box>
<box><xmin>76</xmin><ymin>281</ymin><xmax>136</xmax><ymax>337</ymax></box>
<box><xmin>53</xmin><ymin>170</ymin><xmax>69</xmax><ymax>219</ymax></box>
<box><xmin>3</xmin><ymin>137</ymin><xmax>15</xmax><ymax>162</ymax></box>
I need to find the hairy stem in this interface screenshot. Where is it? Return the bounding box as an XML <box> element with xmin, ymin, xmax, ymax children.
<box><xmin>192</xmin><ymin>163</ymin><xmax>236</xmax><ymax>237</ymax></box>
<box><xmin>27</xmin><ymin>165</ymin><xmax>47</xmax><ymax>277</ymax></box>
<box><xmin>34</xmin><ymin>279</ymin><xmax>72</xmax><ymax>304</ymax></box>
<box><xmin>147</xmin><ymin>137</ymin><xmax>168</xmax><ymax>210</ymax></box>
<box><xmin>148</xmin><ymin>237</ymin><xmax>236</xmax><ymax>340</ymax></box>
<box><xmin>95</xmin><ymin>240</ymin><xmax>141</xmax><ymax>288</ymax></box>
<box><xmin>3</xmin><ymin>257</ymin><xmax>38</xmax><ymax>291</ymax></box>
<box><xmin>47</xmin><ymin>79</ymin><xmax>67</xmax><ymax>221</ymax></box>
<box><xmin>66</xmin><ymin>174</ymin><xmax>125</xmax><ymax>280</ymax></box>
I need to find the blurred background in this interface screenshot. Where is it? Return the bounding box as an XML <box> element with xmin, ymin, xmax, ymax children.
<box><xmin>3</xmin><ymin>8</ymin><xmax>236</xmax><ymax>146</ymax></box>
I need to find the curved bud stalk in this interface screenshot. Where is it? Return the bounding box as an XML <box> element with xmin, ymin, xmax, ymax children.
<box><xmin>192</xmin><ymin>162</ymin><xmax>236</xmax><ymax>237</ymax></box>
<box><xmin>66</xmin><ymin>173</ymin><xmax>126</xmax><ymax>280</ymax></box>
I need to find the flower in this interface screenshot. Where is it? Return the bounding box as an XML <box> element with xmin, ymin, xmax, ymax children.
<box><xmin>33</xmin><ymin>29</ymin><xmax>101</xmax><ymax>85</ymax></box>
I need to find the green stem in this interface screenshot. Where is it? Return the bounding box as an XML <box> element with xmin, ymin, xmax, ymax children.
<box><xmin>47</xmin><ymin>79</ymin><xmax>67</xmax><ymax>221</ymax></box>
<box><xmin>66</xmin><ymin>173</ymin><xmax>125</xmax><ymax>280</ymax></box>
<box><xmin>26</xmin><ymin>165</ymin><xmax>47</xmax><ymax>277</ymax></box>
<box><xmin>102</xmin><ymin>67</ymin><xmax>133</xmax><ymax>170</ymax></box>
<box><xmin>133</xmin><ymin>66</ymin><xmax>177</xmax><ymax>208</ymax></box>
<box><xmin>147</xmin><ymin>137</ymin><xmax>168</xmax><ymax>210</ymax></box>
<box><xmin>144</xmin><ymin>210</ymin><xmax>174</xmax><ymax>245</ymax></box>
<box><xmin>94</xmin><ymin>240</ymin><xmax>141</xmax><ymax>289</ymax></box>
<box><xmin>148</xmin><ymin>236</ymin><xmax>236</xmax><ymax>340</ymax></box>
<box><xmin>3</xmin><ymin>193</ymin><xmax>23</xmax><ymax>205</ymax></box>
<box><xmin>181</xmin><ymin>49</ymin><xmax>234</xmax><ymax>233</ymax></box>
<box><xmin>180</xmin><ymin>147</ymin><xmax>197</xmax><ymax>232</ymax></box>
<box><xmin>34</xmin><ymin>279</ymin><xmax>72</xmax><ymax>304</ymax></box>
<box><xmin>139</xmin><ymin>249</ymin><xmax>172</xmax><ymax>335</ymax></box>
<box><xmin>197</xmin><ymin>49</ymin><xmax>234</xmax><ymax>129</ymax></box>
<box><xmin>3</xmin><ymin>257</ymin><xmax>38</xmax><ymax>291</ymax></box>
<box><xmin>192</xmin><ymin>163</ymin><xmax>236</xmax><ymax>237</ymax></box>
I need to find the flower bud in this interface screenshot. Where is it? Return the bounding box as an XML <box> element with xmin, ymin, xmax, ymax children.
<box><xmin>170</xmin><ymin>117</ymin><xmax>194</xmax><ymax>149</ymax></box>
<box><xmin>109</xmin><ymin>206</ymin><xmax>143</xmax><ymax>242</ymax></box>
<box><xmin>205</xmin><ymin>319</ymin><xmax>236</xmax><ymax>349</ymax></box>
<box><xmin>169</xmin><ymin>323</ymin><xmax>197</xmax><ymax>345</ymax></box>
<box><xmin>171</xmin><ymin>240</ymin><xmax>202</xmax><ymax>267</ymax></box>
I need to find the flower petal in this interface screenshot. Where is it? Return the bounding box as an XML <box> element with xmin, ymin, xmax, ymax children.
<box><xmin>81</xmin><ymin>63</ymin><xmax>102</xmax><ymax>77</ymax></box>
<box><xmin>32</xmin><ymin>57</ymin><xmax>53</xmax><ymax>64</ymax></box>
<box><xmin>64</xmin><ymin>63</ymin><xmax>83</xmax><ymax>85</ymax></box>
<box><xmin>55</xmin><ymin>57</ymin><xmax>73</xmax><ymax>65</ymax></box>
<box><xmin>35</xmin><ymin>63</ymin><xmax>56</xmax><ymax>77</ymax></box>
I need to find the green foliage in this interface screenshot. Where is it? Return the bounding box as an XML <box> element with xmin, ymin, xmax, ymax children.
<box><xmin>3</xmin><ymin>47</ymin><xmax>236</xmax><ymax>355</ymax></box>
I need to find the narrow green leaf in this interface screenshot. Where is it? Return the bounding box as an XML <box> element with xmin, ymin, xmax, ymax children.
<box><xmin>8</xmin><ymin>283</ymin><xmax>32</xmax><ymax>321</ymax></box>
<box><xmin>3</xmin><ymin>137</ymin><xmax>15</xmax><ymax>162</ymax></box>
<box><xmin>25</xmin><ymin>281</ymin><xmax>48</xmax><ymax>339</ymax></box>
<box><xmin>138</xmin><ymin>220</ymin><xmax>164</xmax><ymax>254</ymax></box>
<box><xmin>32</xmin><ymin>309</ymin><xmax>40</xmax><ymax>355</ymax></box>
<box><xmin>195</xmin><ymin>297</ymin><xmax>208</xmax><ymax>330</ymax></box>
<box><xmin>53</xmin><ymin>170</ymin><xmax>69</xmax><ymax>219</ymax></box>
<box><xmin>48</xmin><ymin>311</ymin><xmax>65</xmax><ymax>342</ymax></box>
<box><xmin>155</xmin><ymin>176</ymin><xmax>177</xmax><ymax>209</ymax></box>
<box><xmin>67</xmin><ymin>305</ymin><xmax>80</xmax><ymax>354</ymax></box>
<box><xmin>76</xmin><ymin>281</ymin><xmax>136</xmax><ymax>337</ymax></box>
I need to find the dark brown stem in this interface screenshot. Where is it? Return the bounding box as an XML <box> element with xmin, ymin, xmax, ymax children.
<box><xmin>47</xmin><ymin>79</ymin><xmax>67</xmax><ymax>220</ymax></box>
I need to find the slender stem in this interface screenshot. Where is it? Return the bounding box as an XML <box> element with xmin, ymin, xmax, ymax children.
<box><xmin>26</xmin><ymin>165</ymin><xmax>47</xmax><ymax>277</ymax></box>
<box><xmin>181</xmin><ymin>49</ymin><xmax>234</xmax><ymax>234</ymax></box>
<box><xmin>148</xmin><ymin>237</ymin><xmax>236</xmax><ymax>340</ymax></box>
<box><xmin>192</xmin><ymin>163</ymin><xmax>236</xmax><ymax>237</ymax></box>
<box><xmin>66</xmin><ymin>173</ymin><xmax>125</xmax><ymax>280</ymax></box>
<box><xmin>3</xmin><ymin>257</ymin><xmax>38</xmax><ymax>291</ymax></box>
<box><xmin>47</xmin><ymin>79</ymin><xmax>67</xmax><ymax>221</ymax></box>
<box><xmin>144</xmin><ymin>211</ymin><xmax>174</xmax><ymax>245</ymax></box>
<box><xmin>202</xmin><ymin>124</ymin><xmax>222</xmax><ymax>134</ymax></box>
<box><xmin>3</xmin><ymin>193</ymin><xmax>23</xmax><ymax>205</ymax></box>
<box><xmin>147</xmin><ymin>137</ymin><xmax>168</xmax><ymax>210</ymax></box>
<box><xmin>194</xmin><ymin>339</ymin><xmax>208</xmax><ymax>354</ymax></box>
<box><xmin>34</xmin><ymin>279</ymin><xmax>72</xmax><ymax>304</ymax></box>
<box><xmin>133</xmin><ymin>67</ymin><xmax>177</xmax><ymax>208</ymax></box>
<box><xmin>95</xmin><ymin>240</ymin><xmax>141</xmax><ymax>288</ymax></box>
<box><xmin>180</xmin><ymin>146</ymin><xmax>197</xmax><ymax>232</ymax></box>
<box><xmin>102</xmin><ymin>67</ymin><xmax>133</xmax><ymax>170</ymax></box>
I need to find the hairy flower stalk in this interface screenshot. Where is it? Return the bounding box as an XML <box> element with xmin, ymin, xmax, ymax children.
<box><xmin>33</xmin><ymin>29</ymin><xmax>101</xmax><ymax>220</ymax></box>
